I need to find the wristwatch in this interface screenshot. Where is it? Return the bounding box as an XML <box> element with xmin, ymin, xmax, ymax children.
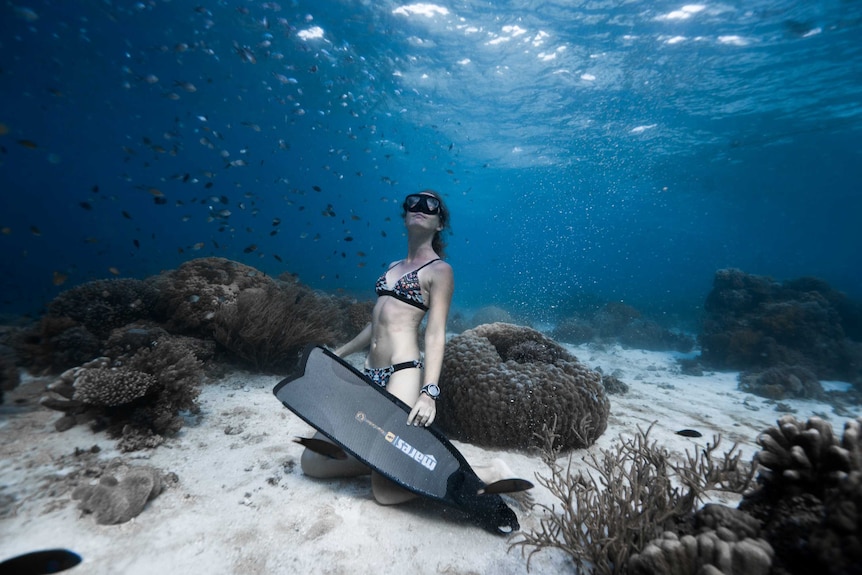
<box><xmin>420</xmin><ymin>383</ymin><xmax>440</xmax><ymax>400</ymax></box>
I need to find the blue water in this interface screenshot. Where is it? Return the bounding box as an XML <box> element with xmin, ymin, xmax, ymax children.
<box><xmin>2</xmin><ymin>0</ymin><xmax>861</xmax><ymax>325</ymax></box>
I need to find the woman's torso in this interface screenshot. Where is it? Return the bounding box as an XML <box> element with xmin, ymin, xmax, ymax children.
<box><xmin>367</xmin><ymin>259</ymin><xmax>439</xmax><ymax>368</ymax></box>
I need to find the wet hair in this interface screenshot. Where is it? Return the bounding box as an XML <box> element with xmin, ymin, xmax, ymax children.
<box><xmin>403</xmin><ymin>189</ymin><xmax>451</xmax><ymax>258</ymax></box>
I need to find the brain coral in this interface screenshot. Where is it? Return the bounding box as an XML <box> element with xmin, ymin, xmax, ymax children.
<box><xmin>438</xmin><ymin>322</ymin><xmax>610</xmax><ymax>450</ymax></box>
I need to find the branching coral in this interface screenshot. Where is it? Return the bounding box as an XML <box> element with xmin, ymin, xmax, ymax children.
<box><xmin>439</xmin><ymin>323</ymin><xmax>609</xmax><ymax>450</ymax></box>
<box><xmin>511</xmin><ymin>423</ymin><xmax>756</xmax><ymax>574</ymax></box>
<box><xmin>211</xmin><ymin>280</ymin><xmax>343</xmax><ymax>372</ymax></box>
<box><xmin>73</xmin><ymin>366</ymin><xmax>157</xmax><ymax>406</ymax></box>
<box><xmin>41</xmin><ymin>335</ymin><xmax>204</xmax><ymax>451</ymax></box>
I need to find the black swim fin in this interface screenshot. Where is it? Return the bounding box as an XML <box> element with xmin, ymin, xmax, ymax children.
<box><xmin>294</xmin><ymin>437</ymin><xmax>348</xmax><ymax>460</ymax></box>
<box><xmin>0</xmin><ymin>548</ymin><xmax>82</xmax><ymax>574</ymax></box>
<box><xmin>477</xmin><ymin>478</ymin><xmax>534</xmax><ymax>495</ymax></box>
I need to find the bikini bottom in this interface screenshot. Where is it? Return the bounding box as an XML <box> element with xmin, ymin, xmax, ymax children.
<box><xmin>364</xmin><ymin>358</ymin><xmax>423</xmax><ymax>388</ymax></box>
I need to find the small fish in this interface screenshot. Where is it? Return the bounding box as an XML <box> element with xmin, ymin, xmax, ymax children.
<box><xmin>52</xmin><ymin>271</ymin><xmax>68</xmax><ymax>286</ymax></box>
<box><xmin>79</xmin><ymin>202</ymin><xmax>93</xmax><ymax>210</ymax></box>
<box><xmin>133</xmin><ymin>239</ymin><xmax>140</xmax><ymax>248</ymax></box>
<box><xmin>122</xmin><ymin>210</ymin><xmax>133</xmax><ymax>219</ymax></box>
<box><xmin>272</xmin><ymin>218</ymin><xmax>281</xmax><ymax>226</ymax></box>
<box><xmin>243</xmin><ymin>244</ymin><xmax>257</xmax><ymax>254</ymax></box>
<box><xmin>234</xmin><ymin>42</ymin><xmax>257</xmax><ymax>64</ymax></box>
<box><xmin>312</xmin><ymin>185</ymin><xmax>322</xmax><ymax>192</ymax></box>
<box><xmin>18</xmin><ymin>139</ymin><xmax>39</xmax><ymax>149</ymax></box>
<box><xmin>154</xmin><ymin>197</ymin><xmax>168</xmax><ymax>205</ymax></box>
<box><xmin>192</xmin><ymin>242</ymin><xmax>205</xmax><ymax>250</ymax></box>
<box><xmin>108</xmin><ymin>267</ymin><xmax>120</xmax><ymax>276</ymax></box>
<box><xmin>676</xmin><ymin>429</ymin><xmax>703</xmax><ymax>438</ymax></box>
<box><xmin>273</xmin><ymin>254</ymin><xmax>283</xmax><ymax>262</ymax></box>
<box><xmin>30</xmin><ymin>226</ymin><xmax>42</xmax><ymax>236</ymax></box>
<box><xmin>1</xmin><ymin>227</ymin><xmax>11</xmax><ymax>235</ymax></box>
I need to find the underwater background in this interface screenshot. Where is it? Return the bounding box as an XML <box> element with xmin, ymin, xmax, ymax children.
<box><xmin>2</xmin><ymin>0</ymin><xmax>861</xmax><ymax>326</ymax></box>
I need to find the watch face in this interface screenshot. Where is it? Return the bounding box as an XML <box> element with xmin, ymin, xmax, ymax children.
<box><xmin>424</xmin><ymin>384</ymin><xmax>440</xmax><ymax>398</ymax></box>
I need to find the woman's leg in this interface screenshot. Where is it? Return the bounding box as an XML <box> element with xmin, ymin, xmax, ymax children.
<box><xmin>300</xmin><ymin>430</ymin><xmax>370</xmax><ymax>478</ymax></box>
<box><xmin>371</xmin><ymin>367</ymin><xmax>422</xmax><ymax>505</ymax></box>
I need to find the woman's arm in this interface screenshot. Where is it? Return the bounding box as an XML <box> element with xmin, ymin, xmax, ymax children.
<box><xmin>334</xmin><ymin>322</ymin><xmax>372</xmax><ymax>358</ymax></box>
<box><xmin>408</xmin><ymin>261</ymin><xmax>453</xmax><ymax>426</ymax></box>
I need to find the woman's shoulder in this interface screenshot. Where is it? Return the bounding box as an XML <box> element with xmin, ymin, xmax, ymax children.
<box><xmin>426</xmin><ymin>258</ymin><xmax>453</xmax><ymax>278</ymax></box>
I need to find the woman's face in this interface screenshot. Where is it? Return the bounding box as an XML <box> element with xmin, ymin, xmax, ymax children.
<box><xmin>403</xmin><ymin>193</ymin><xmax>444</xmax><ymax>230</ymax></box>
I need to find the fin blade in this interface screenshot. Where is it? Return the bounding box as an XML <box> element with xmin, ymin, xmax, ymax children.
<box><xmin>294</xmin><ymin>437</ymin><xmax>348</xmax><ymax>460</ymax></box>
<box><xmin>478</xmin><ymin>478</ymin><xmax>534</xmax><ymax>495</ymax></box>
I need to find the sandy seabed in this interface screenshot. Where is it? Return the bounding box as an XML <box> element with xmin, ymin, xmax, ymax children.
<box><xmin>1</xmin><ymin>343</ymin><xmax>857</xmax><ymax>575</ymax></box>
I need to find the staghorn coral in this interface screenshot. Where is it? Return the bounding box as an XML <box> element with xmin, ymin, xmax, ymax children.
<box><xmin>212</xmin><ymin>279</ymin><xmax>343</xmax><ymax>372</ymax></box>
<box><xmin>511</xmin><ymin>424</ymin><xmax>756</xmax><ymax>574</ymax></box>
<box><xmin>72</xmin><ymin>464</ymin><xmax>164</xmax><ymax>525</ymax></box>
<box><xmin>439</xmin><ymin>323</ymin><xmax>609</xmax><ymax>450</ymax></box>
<box><xmin>148</xmin><ymin>257</ymin><xmax>276</xmax><ymax>337</ymax></box>
<box><xmin>47</xmin><ymin>278</ymin><xmax>158</xmax><ymax>338</ymax></box>
<box><xmin>41</xmin><ymin>336</ymin><xmax>204</xmax><ymax>450</ymax></box>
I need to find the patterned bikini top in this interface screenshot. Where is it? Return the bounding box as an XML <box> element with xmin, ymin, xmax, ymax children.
<box><xmin>375</xmin><ymin>259</ymin><xmax>440</xmax><ymax>311</ymax></box>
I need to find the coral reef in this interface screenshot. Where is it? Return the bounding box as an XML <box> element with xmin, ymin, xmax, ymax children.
<box><xmin>740</xmin><ymin>415</ymin><xmax>862</xmax><ymax>575</ymax></box>
<box><xmin>511</xmin><ymin>424</ymin><xmax>756</xmax><ymax>574</ymax></box>
<box><xmin>552</xmin><ymin>302</ymin><xmax>695</xmax><ymax>353</ymax></box>
<box><xmin>41</xmin><ymin>335</ymin><xmax>204</xmax><ymax>451</ymax></box>
<box><xmin>11</xmin><ymin>315</ymin><xmax>101</xmax><ymax>373</ymax></box>
<box><xmin>738</xmin><ymin>365</ymin><xmax>823</xmax><ymax>400</ymax></box>
<box><xmin>47</xmin><ymin>278</ymin><xmax>159</xmax><ymax>338</ymax></box>
<box><xmin>628</xmin><ymin>528</ymin><xmax>773</xmax><ymax>575</ymax></box>
<box><xmin>212</xmin><ymin>278</ymin><xmax>344</xmax><ymax>372</ymax></box>
<box><xmin>699</xmin><ymin>269</ymin><xmax>862</xmax><ymax>384</ymax></box>
<box><xmin>149</xmin><ymin>257</ymin><xmax>276</xmax><ymax>336</ymax></box>
<box><xmin>468</xmin><ymin>305</ymin><xmax>517</xmax><ymax>328</ymax></box>
<box><xmin>72</xmin><ymin>464</ymin><xmax>164</xmax><ymax>525</ymax></box>
<box><xmin>439</xmin><ymin>323</ymin><xmax>610</xmax><ymax>450</ymax></box>
<box><xmin>0</xmin><ymin>343</ymin><xmax>19</xmax><ymax>405</ymax></box>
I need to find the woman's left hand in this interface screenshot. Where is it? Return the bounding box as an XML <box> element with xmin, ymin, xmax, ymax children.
<box><xmin>407</xmin><ymin>394</ymin><xmax>437</xmax><ymax>427</ymax></box>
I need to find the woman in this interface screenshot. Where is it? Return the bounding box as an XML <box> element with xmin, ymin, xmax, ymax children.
<box><xmin>300</xmin><ymin>190</ymin><xmax>511</xmax><ymax>505</ymax></box>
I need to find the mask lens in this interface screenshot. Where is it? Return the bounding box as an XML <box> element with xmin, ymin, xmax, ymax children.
<box><xmin>404</xmin><ymin>194</ymin><xmax>422</xmax><ymax>210</ymax></box>
<box><xmin>424</xmin><ymin>196</ymin><xmax>441</xmax><ymax>212</ymax></box>
<box><xmin>403</xmin><ymin>194</ymin><xmax>440</xmax><ymax>215</ymax></box>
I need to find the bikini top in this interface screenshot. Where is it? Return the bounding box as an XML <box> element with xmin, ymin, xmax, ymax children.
<box><xmin>375</xmin><ymin>258</ymin><xmax>440</xmax><ymax>311</ymax></box>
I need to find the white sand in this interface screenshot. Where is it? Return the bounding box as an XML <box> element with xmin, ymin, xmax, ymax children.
<box><xmin>1</xmin><ymin>343</ymin><xmax>857</xmax><ymax>574</ymax></box>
